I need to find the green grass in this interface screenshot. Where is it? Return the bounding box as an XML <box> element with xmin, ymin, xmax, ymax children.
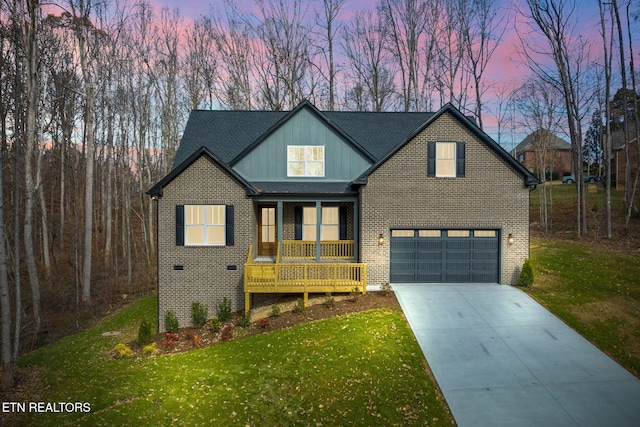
<box><xmin>528</xmin><ymin>237</ymin><xmax>640</xmax><ymax>377</ymax></box>
<box><xmin>15</xmin><ymin>298</ymin><xmax>453</xmax><ymax>426</ymax></box>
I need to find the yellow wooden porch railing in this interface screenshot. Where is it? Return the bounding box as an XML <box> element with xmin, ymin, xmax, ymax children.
<box><xmin>244</xmin><ymin>245</ymin><xmax>366</xmax><ymax>313</ymax></box>
<box><xmin>281</xmin><ymin>240</ymin><xmax>354</xmax><ymax>260</ymax></box>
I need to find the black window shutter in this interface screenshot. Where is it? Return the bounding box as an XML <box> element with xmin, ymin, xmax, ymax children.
<box><xmin>294</xmin><ymin>206</ymin><xmax>302</xmax><ymax>240</ymax></box>
<box><xmin>225</xmin><ymin>205</ymin><xmax>234</xmax><ymax>246</ymax></box>
<box><xmin>339</xmin><ymin>206</ymin><xmax>348</xmax><ymax>240</ymax></box>
<box><xmin>456</xmin><ymin>142</ymin><xmax>466</xmax><ymax>177</ymax></box>
<box><xmin>176</xmin><ymin>205</ymin><xmax>185</xmax><ymax>246</ymax></box>
<box><xmin>427</xmin><ymin>142</ymin><xmax>436</xmax><ymax>177</ymax></box>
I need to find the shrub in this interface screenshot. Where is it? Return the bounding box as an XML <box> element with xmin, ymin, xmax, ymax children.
<box><xmin>258</xmin><ymin>317</ymin><xmax>271</xmax><ymax>329</ymax></box>
<box><xmin>350</xmin><ymin>286</ymin><xmax>361</xmax><ymax>302</ymax></box>
<box><xmin>164</xmin><ymin>310</ymin><xmax>179</xmax><ymax>333</ymax></box>
<box><xmin>209</xmin><ymin>317</ymin><xmax>222</xmax><ymax>333</ymax></box>
<box><xmin>184</xmin><ymin>332</ymin><xmax>201</xmax><ymax>348</ymax></box>
<box><xmin>270</xmin><ymin>304</ymin><xmax>281</xmax><ymax>318</ymax></box>
<box><xmin>323</xmin><ymin>293</ymin><xmax>335</xmax><ymax>308</ymax></box>
<box><xmin>237</xmin><ymin>311</ymin><xmax>251</xmax><ymax>328</ymax></box>
<box><xmin>137</xmin><ymin>318</ymin><xmax>154</xmax><ymax>346</ymax></box>
<box><xmin>380</xmin><ymin>282</ymin><xmax>392</xmax><ymax>297</ymax></box>
<box><xmin>191</xmin><ymin>302</ymin><xmax>208</xmax><ymax>328</ymax></box>
<box><xmin>162</xmin><ymin>333</ymin><xmax>179</xmax><ymax>350</ymax></box>
<box><xmin>292</xmin><ymin>298</ymin><xmax>306</xmax><ymax>314</ymax></box>
<box><xmin>114</xmin><ymin>343</ymin><xmax>133</xmax><ymax>359</ymax></box>
<box><xmin>520</xmin><ymin>259</ymin><xmax>534</xmax><ymax>287</ymax></box>
<box><xmin>220</xmin><ymin>324</ymin><xmax>234</xmax><ymax>341</ymax></box>
<box><xmin>218</xmin><ymin>297</ymin><xmax>232</xmax><ymax>322</ymax></box>
<box><xmin>143</xmin><ymin>343</ymin><xmax>157</xmax><ymax>356</ymax></box>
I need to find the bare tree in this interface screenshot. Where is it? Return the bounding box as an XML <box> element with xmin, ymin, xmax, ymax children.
<box><xmin>461</xmin><ymin>0</ymin><xmax>506</xmax><ymax>129</ymax></box>
<box><xmin>516</xmin><ymin>79</ymin><xmax>564</xmax><ymax>233</ymax></box>
<box><xmin>19</xmin><ymin>0</ymin><xmax>43</xmax><ymax>330</ymax></box>
<box><xmin>251</xmin><ymin>0</ymin><xmax>313</xmax><ymax>110</ymax></box>
<box><xmin>341</xmin><ymin>9</ymin><xmax>396</xmax><ymax>111</ymax></box>
<box><xmin>315</xmin><ymin>0</ymin><xmax>345</xmax><ymax>110</ymax></box>
<box><xmin>209</xmin><ymin>6</ymin><xmax>253</xmax><ymax>109</ymax></box>
<box><xmin>68</xmin><ymin>0</ymin><xmax>96</xmax><ymax>303</ymax></box>
<box><xmin>380</xmin><ymin>0</ymin><xmax>437</xmax><ymax>111</ymax></box>
<box><xmin>521</xmin><ymin>0</ymin><xmax>593</xmax><ymax>236</ymax></box>
<box><xmin>598</xmin><ymin>0</ymin><xmax>615</xmax><ymax>239</ymax></box>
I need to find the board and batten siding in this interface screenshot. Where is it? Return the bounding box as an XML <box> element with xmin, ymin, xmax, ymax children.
<box><xmin>234</xmin><ymin>108</ymin><xmax>372</xmax><ymax>181</ymax></box>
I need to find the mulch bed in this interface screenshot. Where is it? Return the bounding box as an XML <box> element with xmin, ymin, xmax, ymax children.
<box><xmin>138</xmin><ymin>292</ymin><xmax>402</xmax><ymax>356</ymax></box>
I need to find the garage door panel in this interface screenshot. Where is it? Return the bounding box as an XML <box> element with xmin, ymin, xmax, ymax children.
<box><xmin>390</xmin><ymin>229</ymin><xmax>499</xmax><ymax>283</ymax></box>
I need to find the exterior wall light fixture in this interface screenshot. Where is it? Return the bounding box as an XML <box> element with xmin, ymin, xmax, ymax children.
<box><xmin>378</xmin><ymin>233</ymin><xmax>384</xmax><ymax>245</ymax></box>
<box><xmin>507</xmin><ymin>233</ymin><xmax>514</xmax><ymax>245</ymax></box>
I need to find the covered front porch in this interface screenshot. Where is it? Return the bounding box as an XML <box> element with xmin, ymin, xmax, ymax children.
<box><xmin>244</xmin><ymin>197</ymin><xmax>366</xmax><ymax>312</ymax></box>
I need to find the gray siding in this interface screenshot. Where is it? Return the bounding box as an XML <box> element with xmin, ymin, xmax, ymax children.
<box><xmin>234</xmin><ymin>108</ymin><xmax>372</xmax><ymax>181</ymax></box>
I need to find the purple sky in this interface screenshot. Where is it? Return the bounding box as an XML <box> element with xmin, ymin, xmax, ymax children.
<box><xmin>147</xmin><ymin>0</ymin><xmax>632</xmax><ymax>148</ymax></box>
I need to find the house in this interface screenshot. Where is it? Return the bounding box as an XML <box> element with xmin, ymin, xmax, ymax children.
<box><xmin>514</xmin><ymin>130</ymin><xmax>573</xmax><ymax>178</ymax></box>
<box><xmin>148</xmin><ymin>101</ymin><xmax>539</xmax><ymax>328</ymax></box>
<box><xmin>611</xmin><ymin>124</ymin><xmax>639</xmax><ymax>191</ymax></box>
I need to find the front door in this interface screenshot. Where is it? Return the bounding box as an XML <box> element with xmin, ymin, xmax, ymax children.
<box><xmin>258</xmin><ymin>206</ymin><xmax>277</xmax><ymax>256</ymax></box>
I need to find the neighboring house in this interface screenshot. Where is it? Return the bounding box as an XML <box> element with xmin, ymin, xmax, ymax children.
<box><xmin>514</xmin><ymin>130</ymin><xmax>573</xmax><ymax>178</ymax></box>
<box><xmin>148</xmin><ymin>100</ymin><xmax>539</xmax><ymax>328</ymax></box>
<box><xmin>611</xmin><ymin>124</ymin><xmax>639</xmax><ymax>191</ymax></box>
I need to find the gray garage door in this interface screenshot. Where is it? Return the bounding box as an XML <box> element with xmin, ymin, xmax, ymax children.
<box><xmin>390</xmin><ymin>229</ymin><xmax>499</xmax><ymax>283</ymax></box>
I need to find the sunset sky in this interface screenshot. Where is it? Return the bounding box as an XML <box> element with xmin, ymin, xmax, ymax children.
<box><xmin>146</xmin><ymin>0</ymin><xmax>635</xmax><ymax>149</ymax></box>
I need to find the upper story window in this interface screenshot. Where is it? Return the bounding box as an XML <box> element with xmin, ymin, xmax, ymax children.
<box><xmin>436</xmin><ymin>142</ymin><xmax>457</xmax><ymax>177</ymax></box>
<box><xmin>185</xmin><ymin>205</ymin><xmax>225</xmax><ymax>246</ymax></box>
<box><xmin>288</xmin><ymin>145</ymin><xmax>325</xmax><ymax>177</ymax></box>
<box><xmin>428</xmin><ymin>142</ymin><xmax>466</xmax><ymax>178</ymax></box>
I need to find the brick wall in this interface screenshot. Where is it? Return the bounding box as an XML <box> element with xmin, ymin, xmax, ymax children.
<box><xmin>157</xmin><ymin>155</ymin><xmax>255</xmax><ymax>329</ymax></box>
<box><xmin>360</xmin><ymin>112</ymin><xmax>531</xmax><ymax>286</ymax></box>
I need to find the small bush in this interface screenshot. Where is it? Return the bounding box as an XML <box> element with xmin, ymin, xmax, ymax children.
<box><xmin>220</xmin><ymin>324</ymin><xmax>234</xmax><ymax>341</ymax></box>
<box><xmin>271</xmin><ymin>304</ymin><xmax>281</xmax><ymax>318</ymax></box>
<box><xmin>143</xmin><ymin>343</ymin><xmax>157</xmax><ymax>356</ymax></box>
<box><xmin>323</xmin><ymin>293</ymin><xmax>335</xmax><ymax>308</ymax></box>
<box><xmin>164</xmin><ymin>310</ymin><xmax>179</xmax><ymax>333</ymax></box>
<box><xmin>184</xmin><ymin>332</ymin><xmax>202</xmax><ymax>348</ymax></box>
<box><xmin>520</xmin><ymin>259</ymin><xmax>534</xmax><ymax>287</ymax></box>
<box><xmin>380</xmin><ymin>282</ymin><xmax>392</xmax><ymax>296</ymax></box>
<box><xmin>350</xmin><ymin>286</ymin><xmax>361</xmax><ymax>302</ymax></box>
<box><xmin>258</xmin><ymin>317</ymin><xmax>271</xmax><ymax>329</ymax></box>
<box><xmin>218</xmin><ymin>297</ymin><xmax>232</xmax><ymax>322</ymax></box>
<box><xmin>209</xmin><ymin>317</ymin><xmax>222</xmax><ymax>333</ymax></box>
<box><xmin>238</xmin><ymin>311</ymin><xmax>251</xmax><ymax>328</ymax></box>
<box><xmin>137</xmin><ymin>318</ymin><xmax>154</xmax><ymax>346</ymax></box>
<box><xmin>114</xmin><ymin>343</ymin><xmax>133</xmax><ymax>359</ymax></box>
<box><xmin>292</xmin><ymin>298</ymin><xmax>306</xmax><ymax>314</ymax></box>
<box><xmin>191</xmin><ymin>302</ymin><xmax>208</xmax><ymax>328</ymax></box>
<box><xmin>162</xmin><ymin>333</ymin><xmax>179</xmax><ymax>350</ymax></box>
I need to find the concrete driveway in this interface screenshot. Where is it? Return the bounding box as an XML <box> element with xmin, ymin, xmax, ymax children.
<box><xmin>393</xmin><ymin>283</ymin><xmax>640</xmax><ymax>427</ymax></box>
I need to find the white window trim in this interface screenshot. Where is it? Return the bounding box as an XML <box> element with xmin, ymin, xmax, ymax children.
<box><xmin>287</xmin><ymin>145</ymin><xmax>325</xmax><ymax>177</ymax></box>
<box><xmin>436</xmin><ymin>142</ymin><xmax>456</xmax><ymax>178</ymax></box>
<box><xmin>185</xmin><ymin>205</ymin><xmax>226</xmax><ymax>246</ymax></box>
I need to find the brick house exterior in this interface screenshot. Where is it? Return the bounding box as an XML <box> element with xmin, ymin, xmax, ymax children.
<box><xmin>149</xmin><ymin>101</ymin><xmax>538</xmax><ymax>329</ymax></box>
<box><xmin>514</xmin><ymin>130</ymin><xmax>573</xmax><ymax>178</ymax></box>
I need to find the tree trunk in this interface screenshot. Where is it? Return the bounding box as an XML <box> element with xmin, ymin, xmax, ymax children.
<box><xmin>23</xmin><ymin>0</ymin><xmax>42</xmax><ymax>333</ymax></box>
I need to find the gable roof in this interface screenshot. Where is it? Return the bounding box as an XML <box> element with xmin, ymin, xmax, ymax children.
<box><xmin>171</xmin><ymin>101</ymin><xmax>433</xmax><ymax>169</ymax></box>
<box><xmin>153</xmin><ymin>101</ymin><xmax>539</xmax><ymax>196</ymax></box>
<box><xmin>147</xmin><ymin>146</ymin><xmax>258</xmax><ymax>197</ymax></box>
<box><xmin>353</xmin><ymin>103</ymin><xmax>540</xmax><ymax>186</ymax></box>
<box><xmin>611</xmin><ymin>122</ymin><xmax>638</xmax><ymax>150</ymax></box>
<box><xmin>514</xmin><ymin>130</ymin><xmax>571</xmax><ymax>154</ymax></box>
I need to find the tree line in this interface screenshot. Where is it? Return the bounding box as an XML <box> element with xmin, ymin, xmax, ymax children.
<box><xmin>0</xmin><ymin>0</ymin><xmax>638</xmax><ymax>390</ymax></box>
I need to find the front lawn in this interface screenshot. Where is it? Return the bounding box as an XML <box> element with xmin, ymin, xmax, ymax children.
<box><xmin>12</xmin><ymin>297</ymin><xmax>453</xmax><ymax>426</ymax></box>
<box><xmin>528</xmin><ymin>237</ymin><xmax>640</xmax><ymax>377</ymax></box>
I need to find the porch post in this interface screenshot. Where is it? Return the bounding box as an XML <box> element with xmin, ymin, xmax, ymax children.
<box><xmin>353</xmin><ymin>201</ymin><xmax>359</xmax><ymax>261</ymax></box>
<box><xmin>277</xmin><ymin>201</ymin><xmax>283</xmax><ymax>262</ymax></box>
<box><xmin>315</xmin><ymin>201</ymin><xmax>322</xmax><ymax>261</ymax></box>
